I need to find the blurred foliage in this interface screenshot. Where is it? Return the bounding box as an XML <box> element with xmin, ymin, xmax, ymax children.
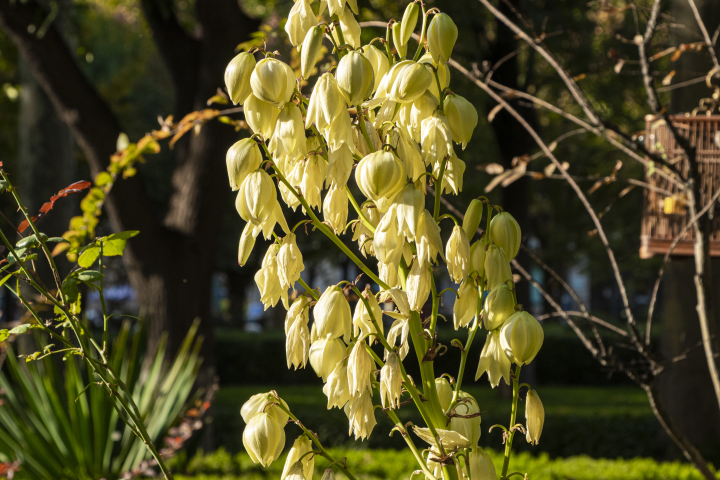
<box><xmin>166</xmin><ymin>446</ymin><xmax>715</xmax><ymax>480</ymax></box>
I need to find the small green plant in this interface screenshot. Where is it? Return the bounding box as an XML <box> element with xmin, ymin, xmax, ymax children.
<box><xmin>0</xmin><ymin>320</ymin><xmax>202</xmax><ymax>479</ymax></box>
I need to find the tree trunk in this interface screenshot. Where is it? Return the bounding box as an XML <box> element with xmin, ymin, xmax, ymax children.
<box><xmin>0</xmin><ymin>0</ymin><xmax>259</xmax><ymax>370</ymax></box>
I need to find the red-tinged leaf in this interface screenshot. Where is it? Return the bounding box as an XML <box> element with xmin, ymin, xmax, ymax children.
<box><xmin>39</xmin><ymin>202</ymin><xmax>54</xmax><ymax>213</ymax></box>
<box><xmin>19</xmin><ymin>181</ymin><xmax>91</xmax><ymax>232</ymax></box>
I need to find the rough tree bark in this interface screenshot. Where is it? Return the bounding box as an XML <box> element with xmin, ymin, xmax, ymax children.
<box><xmin>0</xmin><ymin>0</ymin><xmax>259</xmax><ymax>370</ymax></box>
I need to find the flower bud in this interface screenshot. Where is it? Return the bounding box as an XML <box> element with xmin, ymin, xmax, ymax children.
<box><xmin>326</xmin><ymin>143</ymin><xmax>354</xmax><ymax>188</ymax></box>
<box><xmin>225</xmin><ymin>52</ymin><xmax>256</xmax><ymax>105</ymax></box>
<box><xmin>446</xmin><ymin>225</ymin><xmax>471</xmax><ymax>283</ymax></box>
<box><xmin>282</xmin><ymin>435</ymin><xmax>314</xmax><ymax>480</ymax></box>
<box><xmin>489</xmin><ymin>212</ymin><xmax>521</xmax><ymax>259</ymax></box>
<box><xmin>285</xmin><ymin>0</ymin><xmax>318</xmax><ymax>50</ymax></box>
<box><xmin>390</xmin><ymin>62</ymin><xmax>433</xmax><ymax>104</ymax></box>
<box><xmin>337</xmin><ymin>50</ymin><xmax>375</xmax><ymax>106</ymax></box>
<box><xmin>484</xmin><ymin>282</ymin><xmax>515</xmax><ymax>330</ymax></box>
<box><xmin>238</xmin><ymin>222</ymin><xmax>257</xmax><ymax>267</ymax></box>
<box><xmin>244</xmin><ymin>94</ymin><xmax>280</xmax><ymax>139</ymax></box>
<box><xmin>251</xmin><ymin>57</ymin><xmax>293</xmax><ymax>107</ymax></box>
<box><xmin>395</xmin><ymin>183</ymin><xmax>424</xmax><ymax>241</ymax></box>
<box><xmin>420</xmin><ymin>110</ymin><xmax>453</xmax><ymax>166</ymax></box>
<box><xmin>419</xmin><ymin>53</ymin><xmax>450</xmax><ymax>99</ymax></box>
<box><xmin>241</xmin><ymin>392</ymin><xmax>291</xmax><ymax>425</ymax></box>
<box><xmin>380</xmin><ymin>351</ymin><xmax>402</xmax><ymax>408</ymax></box>
<box><xmin>475</xmin><ymin>330</ymin><xmax>511</xmax><ymax>388</ymax></box>
<box><xmin>462</xmin><ymin>199</ymin><xmax>483</xmax><ymax>241</ymax></box>
<box><xmin>392</xmin><ymin>23</ymin><xmax>407</xmax><ymax>58</ymax></box>
<box><xmin>243</xmin><ymin>412</ymin><xmax>286</xmax><ymax>466</ymax></box>
<box><xmin>344</xmin><ymin>389</ymin><xmax>376</xmax><ymax>440</ymax></box>
<box><xmin>323</xmin><ymin>184</ymin><xmax>349</xmax><ymax>234</ymax></box>
<box><xmin>484</xmin><ymin>244</ymin><xmax>512</xmax><ymax>289</ymax></box>
<box><xmin>269</xmin><ymin>103</ymin><xmax>307</xmax><ymax>160</ymax></box>
<box><xmin>416</xmin><ymin>209</ymin><xmax>443</xmax><ymax>267</ymax></box>
<box><xmin>227</xmin><ymin>138</ymin><xmax>262</xmax><ymax>191</ymax></box>
<box><xmin>347</xmin><ymin>339</ymin><xmax>373</xmax><ymax>395</ymax></box>
<box><xmin>467</xmin><ymin>447</ymin><xmax>497</xmax><ymax>480</ymax></box>
<box><xmin>310</xmin><ymin>337</ymin><xmax>346</xmax><ymax>381</ymax></box>
<box><xmin>470</xmin><ymin>237</ymin><xmax>487</xmax><ymax>279</ymax></box>
<box><xmin>314</xmin><ymin>285</ymin><xmax>353</xmax><ymax>341</ymax></box>
<box><xmin>323</xmin><ymin>359</ymin><xmax>352</xmax><ymax>409</ymax></box>
<box><xmin>355</xmin><ymin>151</ymin><xmax>406</xmax><ymax>213</ymax></box>
<box><xmin>373</xmin><ymin>60</ymin><xmax>412</xmax><ymax>100</ymax></box>
<box><xmin>277</xmin><ymin>233</ymin><xmax>304</xmax><ymax>290</ymax></box>
<box><xmin>435</xmin><ymin>377</ymin><xmax>453</xmax><ymax>411</ymax></box>
<box><xmin>400</xmin><ymin>3</ymin><xmax>420</xmax><ymax>46</ymax></box>
<box><xmin>525</xmin><ymin>389</ymin><xmax>544</xmax><ymax>445</ymax></box>
<box><xmin>450</xmin><ymin>391</ymin><xmax>481</xmax><ymax>445</ymax></box>
<box><xmin>500</xmin><ymin>311</ymin><xmax>544</xmax><ymax>365</ymax></box>
<box><xmin>445</xmin><ymin>94</ymin><xmax>478</xmax><ymax>150</ymax></box>
<box><xmin>407</xmin><ymin>260</ymin><xmax>431</xmax><ymax>311</ymax></box>
<box><xmin>306</xmin><ymin>73</ymin><xmax>345</xmax><ymax>131</ymax></box>
<box><xmin>285</xmin><ymin>297</ymin><xmax>311</xmax><ymax>370</ymax></box>
<box><xmin>301</xmin><ymin>26</ymin><xmax>325</xmax><ymax>79</ymax></box>
<box><xmin>453</xmin><ymin>277</ymin><xmax>479</xmax><ymax>330</ymax></box>
<box><xmin>427</xmin><ymin>13</ymin><xmax>458</xmax><ymax>65</ymax></box>
<box><xmin>353</xmin><ymin>290</ymin><xmax>383</xmax><ymax>338</ymax></box>
<box><xmin>361</xmin><ymin>44</ymin><xmax>389</xmax><ymax>92</ymax></box>
<box><xmin>322</xmin><ymin>468</ymin><xmax>336</xmax><ymax>480</ymax></box>
<box><xmin>434</xmin><ymin>153</ymin><xmax>465</xmax><ymax>195</ymax></box>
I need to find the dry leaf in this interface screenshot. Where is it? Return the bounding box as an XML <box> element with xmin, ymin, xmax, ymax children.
<box><xmin>614</xmin><ymin>59</ymin><xmax>625</xmax><ymax>74</ymax></box>
<box><xmin>573</xmin><ymin>73</ymin><xmax>586</xmax><ymax>81</ymax></box>
<box><xmin>661</xmin><ymin>71</ymin><xmax>676</xmax><ymax>86</ymax></box>
<box><xmin>479</xmin><ymin>163</ymin><xmax>504</xmax><ymax>174</ymax></box>
<box><xmin>544</xmin><ymin>163</ymin><xmax>556</xmax><ymax>176</ymax></box>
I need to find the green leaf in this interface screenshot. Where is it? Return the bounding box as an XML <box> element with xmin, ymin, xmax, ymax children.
<box><xmin>102</xmin><ymin>230</ymin><xmax>139</xmax><ymax>256</ymax></box>
<box><xmin>46</xmin><ymin>237</ymin><xmax>70</xmax><ymax>244</ymax></box>
<box><xmin>0</xmin><ymin>323</ymin><xmax>34</xmax><ymax>342</ymax></box>
<box><xmin>78</xmin><ymin>246</ymin><xmax>100</xmax><ymax>268</ymax></box>
<box><xmin>61</xmin><ymin>279</ymin><xmax>79</xmax><ymax>303</ymax></box>
<box><xmin>95</xmin><ymin>171</ymin><xmax>113</xmax><ymax>186</ymax></box>
<box><xmin>76</xmin><ymin>270</ymin><xmax>103</xmax><ymax>282</ymax></box>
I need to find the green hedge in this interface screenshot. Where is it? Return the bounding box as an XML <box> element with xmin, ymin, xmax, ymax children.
<box><xmin>168</xmin><ymin>447</ymin><xmax>713</xmax><ymax>480</ymax></box>
<box><xmin>211</xmin><ymin>385</ymin><xmax>682</xmax><ymax>461</ymax></box>
<box><xmin>215</xmin><ymin>327</ymin><xmax>636</xmax><ymax>387</ymax></box>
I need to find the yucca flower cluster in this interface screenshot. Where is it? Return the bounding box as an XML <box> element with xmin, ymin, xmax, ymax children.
<box><xmin>225</xmin><ymin>2</ymin><xmax>545</xmax><ymax>479</ymax></box>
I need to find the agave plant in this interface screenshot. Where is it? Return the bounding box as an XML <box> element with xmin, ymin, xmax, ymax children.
<box><xmin>0</xmin><ymin>320</ymin><xmax>202</xmax><ymax>479</ymax></box>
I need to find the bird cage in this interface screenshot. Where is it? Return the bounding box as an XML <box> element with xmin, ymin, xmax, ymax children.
<box><xmin>640</xmin><ymin>114</ymin><xmax>720</xmax><ymax>259</ymax></box>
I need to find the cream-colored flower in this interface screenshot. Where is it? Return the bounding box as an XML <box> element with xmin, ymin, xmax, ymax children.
<box><xmin>277</xmin><ymin>233</ymin><xmax>304</xmax><ymax>290</ymax></box>
<box><xmin>373</xmin><ymin>205</ymin><xmax>405</xmax><ymax>267</ymax></box>
<box><xmin>379</xmin><ymin>351</ymin><xmax>402</xmax><ymax>409</ymax></box>
<box><xmin>469</xmin><ymin>237</ymin><xmax>488</xmax><ymax>279</ymax></box>
<box><xmin>326</xmin><ymin>0</ymin><xmax>358</xmax><ymax>17</ymax></box>
<box><xmin>434</xmin><ymin>153</ymin><xmax>465</xmax><ymax>195</ymax></box>
<box><xmin>406</xmin><ymin>260</ymin><xmax>431</xmax><ymax>311</ymax></box>
<box><xmin>237</xmin><ymin>170</ymin><xmax>290</xmax><ymax>239</ymax></box>
<box><xmin>462</xmin><ymin>199</ymin><xmax>484</xmax><ymax>241</ymax></box>
<box><xmin>500</xmin><ymin>311</ymin><xmax>544</xmax><ymax>365</ymax></box>
<box><xmin>453</xmin><ymin>277</ymin><xmax>479</xmax><ymax>330</ymax></box>
<box><xmin>309</xmin><ymin>337</ymin><xmax>346</xmax><ymax>381</ymax></box>
<box><xmin>243</xmin><ymin>413</ymin><xmax>286</xmax><ymax>467</ymax></box>
<box><xmin>244</xmin><ymin>93</ymin><xmax>281</xmax><ymax>139</ymax></box>
<box><xmin>446</xmin><ymin>225</ymin><xmax>471</xmax><ymax>283</ymax></box>
<box><xmin>484</xmin><ymin>282</ymin><xmax>515</xmax><ymax>330</ymax></box>
<box><xmin>306</xmin><ymin>73</ymin><xmax>346</xmax><ymax>132</ymax></box>
<box><xmin>347</xmin><ymin>339</ymin><xmax>373</xmax><ymax>395</ymax></box>
<box><xmin>466</xmin><ymin>447</ymin><xmax>497</xmax><ymax>480</ymax></box>
<box><xmin>323</xmin><ymin>359</ymin><xmax>352</xmax><ymax>409</ymax></box>
<box><xmin>412</xmin><ymin>427</ymin><xmax>470</xmax><ymax>450</ymax></box>
<box><xmin>333</xmin><ymin>7</ymin><xmax>361</xmax><ymax>48</ymax></box>
<box><xmin>285</xmin><ymin>297</ymin><xmax>311</xmax><ymax>370</ymax></box>
<box><xmin>418</xmin><ymin>53</ymin><xmax>450</xmax><ymax>100</ymax></box>
<box><xmin>336</xmin><ymin>50</ymin><xmax>375</xmax><ymax>106</ymax></box>
<box><xmin>352</xmin><ymin>204</ymin><xmax>380</xmax><ymax>257</ymax></box>
<box><xmin>353</xmin><ymin>290</ymin><xmax>383</xmax><ymax>338</ymax></box>
<box><xmin>227</xmin><ymin>138</ymin><xmax>262</xmax><ymax>191</ymax></box>
<box><xmin>323</xmin><ymin>184</ymin><xmax>349</xmax><ymax>234</ymax></box>
<box><xmin>389</xmin><ymin>62</ymin><xmax>433</xmax><ymax>104</ymax></box>
<box><xmin>399</xmin><ymin>2</ymin><xmax>420</xmax><ymax>46</ymax></box>
<box><xmin>285</xmin><ymin>0</ymin><xmax>318</xmax><ymax>50</ymax></box>
<box><xmin>355</xmin><ymin>150</ymin><xmax>406</xmax><ymax>213</ymax></box>
<box><xmin>238</xmin><ymin>222</ymin><xmax>257</xmax><ymax>267</ymax></box>
<box><xmin>475</xmin><ymin>330</ymin><xmax>511</xmax><ymax>388</ymax></box>
<box><xmin>344</xmin><ymin>389</ymin><xmax>376</xmax><ymax>440</ymax></box>
<box><xmin>420</xmin><ymin>110</ymin><xmax>453</xmax><ymax>166</ymax></box>
<box><xmin>281</xmin><ymin>436</ymin><xmax>314</xmax><ymax>480</ymax></box>
<box><xmin>386</xmin><ymin>316</ymin><xmax>410</xmax><ymax>359</ymax></box>
<box><xmin>301</xmin><ymin>25</ymin><xmax>324</xmax><ymax>79</ymax></box>
<box><xmin>391</xmin><ymin>127</ymin><xmax>425</xmax><ymax>182</ymax></box>
<box><xmin>313</xmin><ymin>285</ymin><xmax>352</xmax><ymax>341</ymax></box>
<box><xmin>395</xmin><ymin>183</ymin><xmax>424</xmax><ymax>241</ymax></box>
<box><xmin>240</xmin><ymin>392</ymin><xmax>290</xmax><ymax>425</ymax></box>
<box><xmin>415</xmin><ymin>209</ymin><xmax>443</xmax><ymax>267</ymax></box>
<box><xmin>361</xmin><ymin>44</ymin><xmax>389</xmax><ymax>92</ymax></box>
<box><xmin>225</xmin><ymin>51</ymin><xmax>256</xmax><ymax>105</ymax></box>
<box><xmin>407</xmin><ymin>91</ymin><xmax>438</xmax><ymax>142</ymax></box>
<box><xmin>325</xmin><ymin>143</ymin><xmax>355</xmax><ymax>188</ymax></box>
<box><xmin>392</xmin><ymin>22</ymin><xmax>407</xmax><ymax>58</ymax></box>
<box><xmin>269</xmin><ymin>103</ymin><xmax>307</xmax><ymax>160</ymax></box>
<box><xmin>250</xmin><ymin>57</ymin><xmax>295</xmax><ymax>107</ymax></box>
<box><xmin>449</xmin><ymin>391</ymin><xmax>481</xmax><ymax>446</ymax></box>
<box><xmin>444</xmin><ymin>94</ymin><xmax>478</xmax><ymax>150</ymax></box>
<box><xmin>378</xmin><ymin>261</ymin><xmax>401</xmax><ymax>288</ymax></box>
<box><xmin>254</xmin><ymin>251</ymin><xmax>289</xmax><ymax>310</ymax></box>
<box><xmin>435</xmin><ymin>376</ymin><xmax>453</xmax><ymax>412</ymax></box>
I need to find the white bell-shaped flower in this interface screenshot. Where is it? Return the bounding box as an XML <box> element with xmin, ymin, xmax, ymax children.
<box><xmin>406</xmin><ymin>260</ymin><xmax>431</xmax><ymax>311</ymax></box>
<box><xmin>420</xmin><ymin>110</ymin><xmax>453</xmax><ymax>166</ymax></box>
<box><xmin>500</xmin><ymin>310</ymin><xmax>544</xmax><ymax>365</ymax></box>
<box><xmin>323</xmin><ymin>359</ymin><xmax>352</xmax><ymax>409</ymax></box>
<box><xmin>355</xmin><ymin>150</ymin><xmax>406</xmax><ymax>213</ymax></box>
<box><xmin>434</xmin><ymin>153</ymin><xmax>465</xmax><ymax>195</ymax></box>
<box><xmin>309</xmin><ymin>337</ymin><xmax>346</xmax><ymax>381</ymax></box>
<box><xmin>453</xmin><ymin>277</ymin><xmax>479</xmax><ymax>330</ymax></box>
<box><xmin>285</xmin><ymin>297</ymin><xmax>311</xmax><ymax>370</ymax></box>
<box><xmin>225</xmin><ymin>52</ymin><xmax>256</xmax><ymax>105</ymax></box>
<box><xmin>475</xmin><ymin>330</ymin><xmax>511</xmax><ymax>388</ymax></box>
<box><xmin>395</xmin><ymin>183</ymin><xmax>424</xmax><ymax>241</ymax></box>
<box><xmin>353</xmin><ymin>290</ymin><xmax>383</xmax><ymax>338</ymax></box>
<box><xmin>244</xmin><ymin>93</ymin><xmax>281</xmax><ymax>139</ymax></box>
<box><xmin>415</xmin><ymin>209</ymin><xmax>443</xmax><ymax>267</ymax></box>
<box><xmin>281</xmin><ymin>436</ymin><xmax>314</xmax><ymax>480</ymax></box>
<box><xmin>313</xmin><ymin>285</ymin><xmax>352</xmax><ymax>341</ymax></box>
<box><xmin>380</xmin><ymin>351</ymin><xmax>403</xmax><ymax>409</ymax></box>
<box><xmin>361</xmin><ymin>44</ymin><xmax>389</xmax><ymax>92</ymax></box>
<box><xmin>373</xmin><ymin>205</ymin><xmax>405</xmax><ymax>267</ymax></box>
<box><xmin>336</xmin><ymin>50</ymin><xmax>375</xmax><ymax>106</ymax></box>
<box><xmin>227</xmin><ymin>138</ymin><xmax>262</xmax><ymax>191</ymax></box>
<box><xmin>250</xmin><ymin>57</ymin><xmax>295</xmax><ymax>107</ymax></box>
<box><xmin>285</xmin><ymin>0</ymin><xmax>318</xmax><ymax>50</ymax></box>
<box><xmin>446</xmin><ymin>225</ymin><xmax>471</xmax><ymax>283</ymax></box>
<box><xmin>427</xmin><ymin>12</ymin><xmax>458</xmax><ymax>66</ymax></box>
<box><xmin>269</xmin><ymin>103</ymin><xmax>307</xmax><ymax>160</ymax></box>
<box><xmin>277</xmin><ymin>233</ymin><xmax>304</xmax><ymax>290</ymax></box>
<box><xmin>344</xmin><ymin>389</ymin><xmax>376</xmax><ymax>440</ymax></box>
<box><xmin>445</xmin><ymin>94</ymin><xmax>478</xmax><ymax>150</ymax></box>
<box><xmin>243</xmin><ymin>413</ymin><xmax>286</xmax><ymax>467</ymax></box>
<box><xmin>347</xmin><ymin>339</ymin><xmax>373</xmax><ymax>395</ymax></box>
<box><xmin>323</xmin><ymin>184</ymin><xmax>349</xmax><ymax>234</ymax></box>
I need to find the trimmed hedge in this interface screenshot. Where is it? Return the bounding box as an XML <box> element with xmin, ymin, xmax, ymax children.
<box><xmin>168</xmin><ymin>447</ymin><xmax>714</xmax><ymax>480</ymax></box>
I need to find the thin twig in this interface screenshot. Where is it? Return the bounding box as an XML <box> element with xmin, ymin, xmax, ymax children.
<box><xmin>686</xmin><ymin>0</ymin><xmax>720</xmax><ymax>73</ymax></box>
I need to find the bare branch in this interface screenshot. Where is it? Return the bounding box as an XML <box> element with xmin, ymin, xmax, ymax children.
<box><xmin>686</xmin><ymin>0</ymin><xmax>720</xmax><ymax>73</ymax></box>
<box><xmin>535</xmin><ymin>312</ymin><xmax>629</xmax><ymax>338</ymax></box>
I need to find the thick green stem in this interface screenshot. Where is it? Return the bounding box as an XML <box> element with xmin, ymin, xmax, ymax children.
<box><xmin>297</xmin><ymin>277</ymin><xmax>319</xmax><ymax>300</ymax></box>
<box><xmin>346</xmin><ymin>187</ymin><xmax>376</xmax><ymax>233</ymax></box>
<box><xmin>500</xmin><ymin>364</ymin><xmax>523</xmax><ymax>480</ymax></box>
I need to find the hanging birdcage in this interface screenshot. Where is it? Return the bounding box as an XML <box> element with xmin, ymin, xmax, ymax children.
<box><xmin>640</xmin><ymin>113</ymin><xmax>720</xmax><ymax>259</ymax></box>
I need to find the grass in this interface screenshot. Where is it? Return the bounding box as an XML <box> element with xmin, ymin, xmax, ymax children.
<box><xmin>170</xmin><ymin>447</ymin><xmax>713</xmax><ymax>480</ymax></box>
